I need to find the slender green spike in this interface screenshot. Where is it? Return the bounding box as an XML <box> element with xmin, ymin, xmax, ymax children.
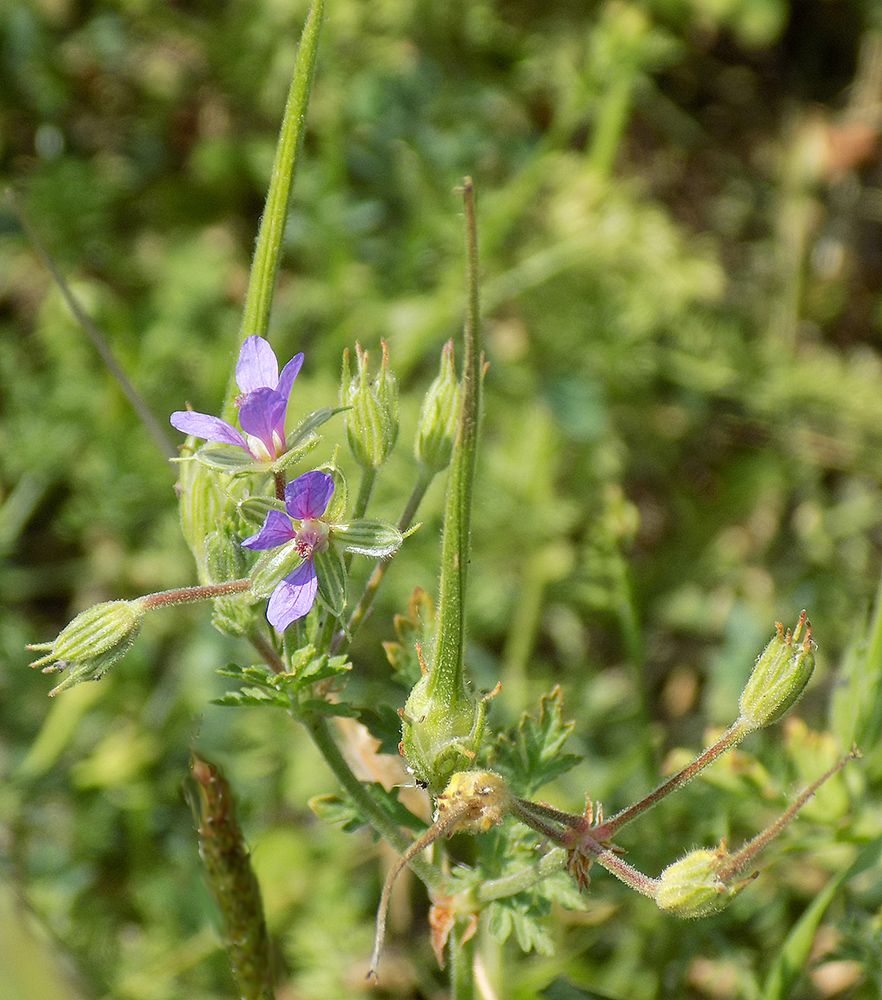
<box><xmin>223</xmin><ymin>0</ymin><xmax>324</xmax><ymax>421</ymax></box>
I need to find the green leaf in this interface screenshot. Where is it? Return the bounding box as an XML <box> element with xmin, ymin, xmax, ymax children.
<box><xmin>309</xmin><ymin>782</ymin><xmax>425</xmax><ymax>835</ymax></box>
<box><xmin>212</xmin><ymin>651</ymin><xmax>351</xmax><ymax>709</ymax></box>
<box><xmin>299</xmin><ymin>699</ymin><xmax>359</xmax><ymax>718</ymax></box>
<box><xmin>313</xmin><ymin>544</ymin><xmax>347</xmax><ymax>616</ymax></box>
<box><xmin>355</xmin><ymin>703</ymin><xmax>404</xmax><ymax>755</ymax></box>
<box><xmin>212</xmin><ymin>686</ymin><xmax>290</xmax><ymax>708</ymax></box>
<box><xmin>486</xmin><ymin>894</ymin><xmax>555</xmax><ymax>955</ymax></box>
<box><xmin>332</xmin><ymin>519</ymin><xmax>402</xmax><ymax>558</ymax></box>
<box><xmin>491</xmin><ymin>686</ymin><xmax>582</xmax><ymax>797</ymax></box>
<box><xmin>295</xmin><ymin>652</ymin><xmax>351</xmax><ymax>688</ymax></box>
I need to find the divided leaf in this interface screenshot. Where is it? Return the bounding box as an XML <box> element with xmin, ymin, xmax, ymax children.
<box><xmin>309</xmin><ymin>782</ymin><xmax>425</xmax><ymax>835</ymax></box>
<box><xmin>212</xmin><ymin>646</ymin><xmax>351</xmax><ymax>709</ymax></box>
<box><xmin>491</xmin><ymin>686</ymin><xmax>581</xmax><ymax>797</ymax></box>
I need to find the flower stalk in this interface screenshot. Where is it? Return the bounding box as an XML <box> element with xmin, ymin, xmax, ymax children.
<box><xmin>224</xmin><ymin>0</ymin><xmax>324</xmax><ymax>422</ymax></box>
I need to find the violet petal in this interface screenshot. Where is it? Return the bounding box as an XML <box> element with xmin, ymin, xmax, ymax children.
<box><xmin>169</xmin><ymin>411</ymin><xmax>247</xmax><ymax>450</ymax></box>
<box><xmin>241</xmin><ymin>510</ymin><xmax>297</xmax><ymax>550</ymax></box>
<box><xmin>266</xmin><ymin>559</ymin><xmax>318</xmax><ymax>629</ymax></box>
<box><xmin>238</xmin><ymin>387</ymin><xmax>288</xmax><ymax>446</ymax></box>
<box><xmin>236</xmin><ymin>335</ymin><xmax>279</xmax><ymax>393</ymax></box>
<box><xmin>284</xmin><ymin>470</ymin><xmax>335</xmax><ymax>520</ymax></box>
<box><xmin>276</xmin><ymin>352</ymin><xmax>304</xmax><ymax>403</ymax></box>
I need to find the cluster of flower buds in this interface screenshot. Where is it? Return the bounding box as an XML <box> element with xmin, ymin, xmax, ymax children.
<box><xmin>340</xmin><ymin>340</ymin><xmax>399</xmax><ymax>470</ymax></box>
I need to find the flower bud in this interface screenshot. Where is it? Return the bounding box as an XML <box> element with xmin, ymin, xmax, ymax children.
<box><xmin>176</xmin><ymin>445</ymin><xmax>231</xmax><ymax>585</ymax></box>
<box><xmin>209</xmin><ymin>523</ymin><xmax>259</xmax><ymax>638</ymax></box>
<box><xmin>341</xmin><ymin>340</ymin><xmax>399</xmax><ymax>469</ymax></box>
<box><xmin>27</xmin><ymin>599</ymin><xmax>147</xmax><ymax>696</ymax></box>
<box><xmin>655</xmin><ymin>845</ymin><xmax>746</xmax><ymax>918</ymax></box>
<box><xmin>739</xmin><ymin>612</ymin><xmax>815</xmax><ymax>730</ymax></box>
<box><xmin>400</xmin><ymin>666</ymin><xmax>489</xmax><ymax>795</ymax></box>
<box><xmin>415</xmin><ymin>340</ymin><xmax>460</xmax><ymax>472</ymax></box>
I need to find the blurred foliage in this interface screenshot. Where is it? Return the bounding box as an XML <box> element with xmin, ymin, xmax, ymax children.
<box><xmin>3</xmin><ymin>0</ymin><xmax>882</xmax><ymax>997</ymax></box>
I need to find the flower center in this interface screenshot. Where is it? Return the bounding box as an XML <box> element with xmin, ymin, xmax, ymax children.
<box><xmin>295</xmin><ymin>519</ymin><xmax>329</xmax><ymax>558</ymax></box>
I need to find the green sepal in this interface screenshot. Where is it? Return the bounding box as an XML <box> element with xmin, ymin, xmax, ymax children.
<box><xmin>331</xmin><ymin>519</ymin><xmax>403</xmax><ymax>558</ymax></box>
<box><xmin>193</xmin><ymin>445</ymin><xmax>268</xmax><ymax>475</ymax></box>
<box><xmin>313</xmin><ymin>544</ymin><xmax>347</xmax><ymax>616</ymax></box>
<box><xmin>237</xmin><ymin>496</ymin><xmax>286</xmax><ymax>530</ymax></box>
<box><xmin>248</xmin><ymin>541</ymin><xmax>302</xmax><ymax>598</ymax></box>
<box><xmin>320</xmin><ymin>463</ymin><xmax>349</xmax><ymax>524</ymax></box>
<box><xmin>655</xmin><ymin>847</ymin><xmax>744</xmax><ymax>917</ymax></box>
<box><xmin>28</xmin><ymin>599</ymin><xmax>146</xmax><ymax>696</ymax></box>
<box><xmin>284</xmin><ymin>406</ymin><xmax>344</xmax><ymax>450</ymax></box>
<box><xmin>206</xmin><ymin>522</ymin><xmax>261</xmax><ymax>637</ymax></box>
<box><xmin>270</xmin><ymin>435</ymin><xmax>320</xmax><ymax>474</ymax></box>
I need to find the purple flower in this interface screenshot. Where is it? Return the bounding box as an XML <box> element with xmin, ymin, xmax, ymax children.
<box><xmin>241</xmin><ymin>470</ymin><xmax>335</xmax><ymax>629</ymax></box>
<box><xmin>170</xmin><ymin>335</ymin><xmax>304</xmax><ymax>462</ymax></box>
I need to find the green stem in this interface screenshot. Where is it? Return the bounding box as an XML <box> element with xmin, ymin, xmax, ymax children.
<box><xmin>299</xmin><ymin>712</ymin><xmax>444</xmax><ymax>891</ymax></box>
<box><xmin>141</xmin><ymin>578</ymin><xmax>251</xmax><ymax>610</ymax></box>
<box><xmin>450</xmin><ymin>917</ymin><xmax>476</xmax><ymax>1000</ymax></box>
<box><xmin>351</xmin><ymin>465</ymin><xmax>377</xmax><ymax>521</ymax></box>
<box><xmin>477</xmin><ymin>848</ymin><xmax>567</xmax><ymax>902</ymax></box>
<box><xmin>223</xmin><ymin>0</ymin><xmax>324</xmax><ymax>421</ymax></box>
<box><xmin>428</xmin><ymin>178</ymin><xmax>481</xmax><ymax>703</ymax></box>
<box><xmin>593</xmin><ymin>719</ymin><xmax>749</xmax><ymax>840</ymax></box>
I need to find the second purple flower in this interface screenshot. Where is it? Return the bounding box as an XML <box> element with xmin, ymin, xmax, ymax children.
<box><xmin>241</xmin><ymin>470</ymin><xmax>335</xmax><ymax>630</ymax></box>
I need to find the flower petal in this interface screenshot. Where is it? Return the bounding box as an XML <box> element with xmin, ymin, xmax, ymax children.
<box><xmin>284</xmin><ymin>470</ymin><xmax>335</xmax><ymax>520</ymax></box>
<box><xmin>169</xmin><ymin>411</ymin><xmax>247</xmax><ymax>450</ymax></box>
<box><xmin>266</xmin><ymin>559</ymin><xmax>317</xmax><ymax>629</ymax></box>
<box><xmin>238</xmin><ymin>387</ymin><xmax>288</xmax><ymax>447</ymax></box>
<box><xmin>241</xmin><ymin>510</ymin><xmax>297</xmax><ymax>550</ymax></box>
<box><xmin>236</xmin><ymin>335</ymin><xmax>279</xmax><ymax>393</ymax></box>
<box><xmin>276</xmin><ymin>352</ymin><xmax>304</xmax><ymax>403</ymax></box>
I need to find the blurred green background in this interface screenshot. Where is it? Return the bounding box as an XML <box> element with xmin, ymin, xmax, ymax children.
<box><xmin>3</xmin><ymin>0</ymin><xmax>882</xmax><ymax>997</ymax></box>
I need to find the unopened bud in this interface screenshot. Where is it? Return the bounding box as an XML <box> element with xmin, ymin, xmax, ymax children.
<box><xmin>176</xmin><ymin>446</ymin><xmax>236</xmax><ymax>585</ymax></box>
<box><xmin>655</xmin><ymin>845</ymin><xmax>748</xmax><ymax>918</ymax></box>
<box><xmin>341</xmin><ymin>340</ymin><xmax>399</xmax><ymax>468</ymax></box>
<box><xmin>27</xmin><ymin>599</ymin><xmax>147</xmax><ymax>696</ymax></box>
<box><xmin>415</xmin><ymin>340</ymin><xmax>460</xmax><ymax>471</ymax></box>
<box><xmin>739</xmin><ymin>612</ymin><xmax>815</xmax><ymax>730</ymax></box>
